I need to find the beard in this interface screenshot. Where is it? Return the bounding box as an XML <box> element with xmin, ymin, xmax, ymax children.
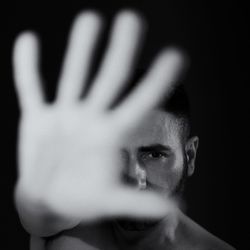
<box><xmin>116</xmin><ymin>158</ymin><xmax>189</xmax><ymax>231</ymax></box>
<box><xmin>171</xmin><ymin>154</ymin><xmax>189</xmax><ymax>197</ymax></box>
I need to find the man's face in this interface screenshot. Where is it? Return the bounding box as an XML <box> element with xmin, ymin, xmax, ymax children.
<box><xmin>122</xmin><ymin>109</ymin><xmax>187</xmax><ymax>199</ymax></box>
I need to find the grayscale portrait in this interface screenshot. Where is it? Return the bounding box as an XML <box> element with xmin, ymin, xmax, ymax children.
<box><xmin>3</xmin><ymin>1</ymin><xmax>243</xmax><ymax>249</ymax></box>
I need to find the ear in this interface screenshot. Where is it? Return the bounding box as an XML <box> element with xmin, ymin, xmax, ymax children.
<box><xmin>185</xmin><ymin>136</ymin><xmax>199</xmax><ymax>177</ymax></box>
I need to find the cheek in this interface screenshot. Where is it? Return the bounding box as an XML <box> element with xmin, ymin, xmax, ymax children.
<box><xmin>145</xmin><ymin>154</ymin><xmax>184</xmax><ymax>193</ymax></box>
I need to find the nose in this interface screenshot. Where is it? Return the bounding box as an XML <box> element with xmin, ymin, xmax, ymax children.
<box><xmin>121</xmin><ymin>151</ymin><xmax>147</xmax><ymax>190</ymax></box>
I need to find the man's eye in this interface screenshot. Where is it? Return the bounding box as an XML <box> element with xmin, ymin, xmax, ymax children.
<box><xmin>141</xmin><ymin>151</ymin><xmax>167</xmax><ymax>160</ymax></box>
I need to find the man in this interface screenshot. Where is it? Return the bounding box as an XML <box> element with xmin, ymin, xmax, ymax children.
<box><xmin>13</xmin><ymin>10</ymin><xmax>235</xmax><ymax>249</ymax></box>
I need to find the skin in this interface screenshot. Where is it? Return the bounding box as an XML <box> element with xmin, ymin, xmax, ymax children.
<box><xmin>42</xmin><ymin>110</ymin><xmax>233</xmax><ymax>250</ymax></box>
<box><xmin>12</xmin><ymin>10</ymin><xmax>235</xmax><ymax>250</ymax></box>
<box><xmin>14</xmin><ymin>11</ymin><xmax>180</xmax><ymax>238</ymax></box>
<box><xmin>121</xmin><ymin>110</ymin><xmax>192</xmax><ymax>197</ymax></box>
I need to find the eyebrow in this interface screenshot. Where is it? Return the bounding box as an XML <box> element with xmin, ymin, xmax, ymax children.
<box><xmin>138</xmin><ymin>144</ymin><xmax>172</xmax><ymax>152</ymax></box>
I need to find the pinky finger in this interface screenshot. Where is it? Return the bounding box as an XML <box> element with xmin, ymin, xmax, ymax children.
<box><xmin>13</xmin><ymin>32</ymin><xmax>44</xmax><ymax>113</ymax></box>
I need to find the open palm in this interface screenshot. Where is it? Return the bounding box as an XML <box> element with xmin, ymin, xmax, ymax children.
<box><xmin>13</xmin><ymin>11</ymin><xmax>183</xmax><ymax>230</ymax></box>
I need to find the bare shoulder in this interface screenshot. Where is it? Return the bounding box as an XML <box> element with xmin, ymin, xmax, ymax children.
<box><xmin>177</xmin><ymin>212</ymin><xmax>236</xmax><ymax>250</ymax></box>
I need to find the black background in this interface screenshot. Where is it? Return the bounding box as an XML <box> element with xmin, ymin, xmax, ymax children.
<box><xmin>2</xmin><ymin>0</ymin><xmax>248</xmax><ymax>249</ymax></box>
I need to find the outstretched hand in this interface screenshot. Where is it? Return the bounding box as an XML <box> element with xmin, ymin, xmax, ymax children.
<box><xmin>13</xmin><ymin>10</ymin><xmax>183</xmax><ymax>228</ymax></box>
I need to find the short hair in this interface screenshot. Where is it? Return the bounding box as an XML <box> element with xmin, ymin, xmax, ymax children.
<box><xmin>158</xmin><ymin>84</ymin><xmax>191</xmax><ymax>140</ymax></box>
<box><xmin>132</xmin><ymin>67</ymin><xmax>191</xmax><ymax>140</ymax></box>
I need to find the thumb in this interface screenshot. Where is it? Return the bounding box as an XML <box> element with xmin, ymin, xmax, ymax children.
<box><xmin>103</xmin><ymin>187</ymin><xmax>176</xmax><ymax>219</ymax></box>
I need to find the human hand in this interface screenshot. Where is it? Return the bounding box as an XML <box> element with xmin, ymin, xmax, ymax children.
<box><xmin>13</xmin><ymin>10</ymin><xmax>183</xmax><ymax>233</ymax></box>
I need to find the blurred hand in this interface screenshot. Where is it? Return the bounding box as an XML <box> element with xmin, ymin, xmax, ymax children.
<box><xmin>13</xmin><ymin>10</ymin><xmax>183</xmax><ymax>229</ymax></box>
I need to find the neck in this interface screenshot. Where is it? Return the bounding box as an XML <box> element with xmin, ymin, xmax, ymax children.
<box><xmin>112</xmin><ymin>210</ymin><xmax>180</xmax><ymax>249</ymax></box>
